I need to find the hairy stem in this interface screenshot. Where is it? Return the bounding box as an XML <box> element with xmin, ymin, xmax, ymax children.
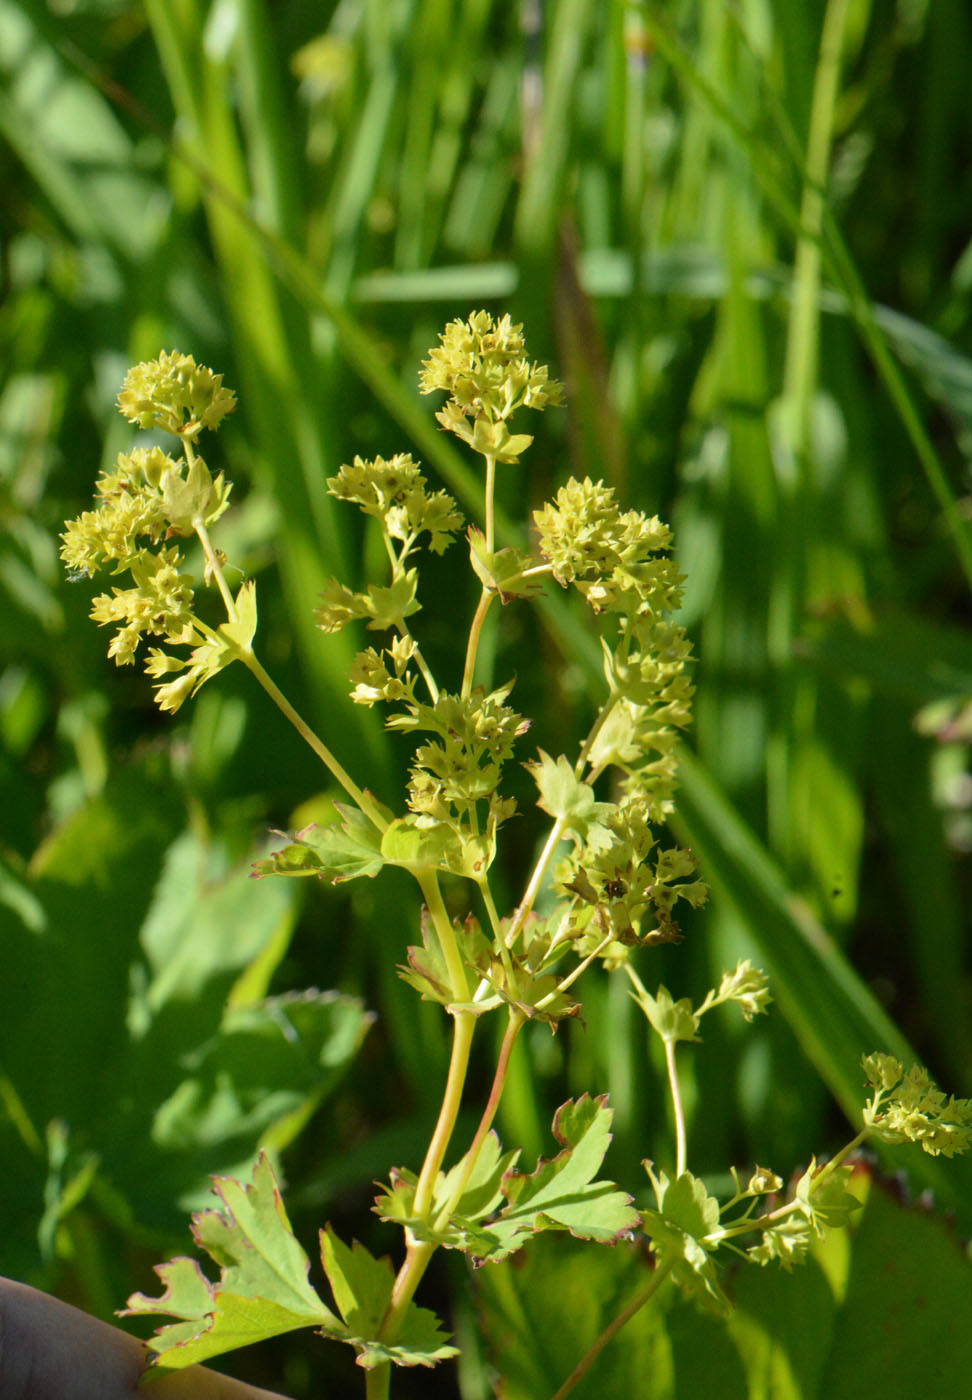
<box><xmin>550</xmin><ymin>1254</ymin><xmax>676</xmax><ymax>1400</ymax></box>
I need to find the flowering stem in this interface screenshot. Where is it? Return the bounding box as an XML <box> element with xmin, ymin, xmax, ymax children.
<box><xmin>370</xmin><ymin>873</ymin><xmax>480</xmax><ymax>1398</ymax></box>
<box><xmin>664</xmin><ymin>1037</ymin><xmax>687</xmax><ymax>1178</ymax></box>
<box><xmin>484</xmin><ymin>454</ymin><xmax>496</xmax><ymax>552</ymax></box>
<box><xmin>550</xmin><ymin>1254</ymin><xmax>677</xmax><ymax>1400</ymax></box>
<box><xmin>461</xmin><ymin>589</ymin><xmax>494</xmax><ymax>698</ymax></box>
<box><xmin>193</xmin><ymin>519</ymin><xmax>238</xmax><ymax>619</ymax></box>
<box><xmin>433</xmin><ymin>1009</ymin><xmax>525</xmax><ymax>1229</ymax></box>
<box><xmin>240</xmin><ymin>652</ymin><xmax>387</xmax><ymax>832</ymax></box>
<box><xmin>504</xmin><ymin>815</ymin><xmax>568</xmax><ymax>950</ymax></box>
<box><xmin>536</xmin><ymin>929</ymin><xmax>615</xmax><ymax>1009</ymax></box>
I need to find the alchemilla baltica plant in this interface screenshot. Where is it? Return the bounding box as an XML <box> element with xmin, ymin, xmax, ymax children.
<box><xmin>62</xmin><ymin>313</ymin><xmax>972</xmax><ymax>1397</ymax></box>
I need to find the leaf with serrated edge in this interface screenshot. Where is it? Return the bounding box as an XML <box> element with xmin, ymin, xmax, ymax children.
<box><xmin>318</xmin><ymin>1227</ymin><xmax>458</xmax><ymax>1369</ymax></box>
<box><xmin>122</xmin><ymin>1153</ymin><xmax>334</xmax><ymax>1369</ymax></box>
<box><xmin>252</xmin><ymin>806</ymin><xmax>385</xmax><ymax>883</ymax></box>
<box><xmin>374</xmin><ymin>1134</ymin><xmax>521</xmax><ymax>1253</ymax></box>
<box><xmin>474</xmin><ymin>1095</ymin><xmax>639</xmax><ymax>1261</ymax></box>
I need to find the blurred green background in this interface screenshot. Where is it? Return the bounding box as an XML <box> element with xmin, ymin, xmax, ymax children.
<box><xmin>2</xmin><ymin>0</ymin><xmax>972</xmax><ymax>1395</ymax></box>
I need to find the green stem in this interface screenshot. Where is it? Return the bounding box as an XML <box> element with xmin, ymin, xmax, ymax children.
<box><xmin>240</xmin><ymin>651</ymin><xmax>387</xmax><ymax>832</ymax></box>
<box><xmin>476</xmin><ymin>875</ymin><xmax>503</xmax><ymax>941</ymax></box>
<box><xmin>575</xmin><ymin>694</ymin><xmax>618</xmax><ymax>779</ymax></box>
<box><xmin>502</xmin><ymin>814</ymin><xmax>568</xmax><ymax>950</ymax></box>
<box><xmin>550</xmin><ymin>1254</ymin><xmax>677</xmax><ymax>1400</ymax></box>
<box><xmin>193</xmin><ymin>518</ymin><xmax>238</xmax><ymax>619</ymax></box>
<box><xmin>535</xmin><ymin>929</ymin><xmax>615</xmax><ymax>1009</ymax></box>
<box><xmin>664</xmin><ymin>1037</ymin><xmax>687</xmax><ymax>1178</ymax></box>
<box><xmin>433</xmin><ymin>1010</ymin><xmax>525</xmax><ymax>1229</ymax></box>
<box><xmin>398</xmin><ymin>624</ymin><xmax>439</xmax><ymax>703</ymax></box>
<box><xmin>461</xmin><ymin>589</ymin><xmax>494</xmax><ymax>698</ymax></box>
<box><xmin>484</xmin><ymin>454</ymin><xmax>496</xmax><ymax>552</ymax></box>
<box><xmin>417</xmin><ymin>871</ymin><xmax>470</xmax><ymax>1004</ymax></box>
<box><xmin>411</xmin><ymin>1009</ymin><xmax>477</xmax><ymax>1219</ymax></box>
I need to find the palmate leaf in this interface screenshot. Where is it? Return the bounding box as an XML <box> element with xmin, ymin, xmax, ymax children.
<box><xmin>318</xmin><ymin>1226</ymin><xmax>459</xmax><ymax>1369</ymax></box>
<box><xmin>251</xmin><ymin>805</ymin><xmax>386</xmax><ymax>882</ymax></box>
<box><xmin>125</xmin><ymin>1155</ymin><xmax>457</xmax><ymax>1373</ymax></box>
<box><xmin>472</xmin><ymin>1096</ymin><xmax>640</xmax><ymax>1263</ymax></box>
<box><xmin>642</xmin><ymin>1167</ymin><xmax>730</xmax><ymax>1316</ymax></box>
<box><xmin>123</xmin><ymin>1153</ymin><xmax>333</xmax><ymax>1369</ymax></box>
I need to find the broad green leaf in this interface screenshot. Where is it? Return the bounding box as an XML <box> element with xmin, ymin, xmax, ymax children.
<box><xmin>477</xmin><ymin>1174</ymin><xmax>972</xmax><ymax>1400</ymax></box>
<box><xmin>642</xmin><ymin>1168</ymin><xmax>729</xmax><ymax>1316</ymax></box>
<box><xmin>318</xmin><ymin>1226</ymin><xmax>459</xmax><ymax>1369</ymax></box>
<box><xmin>475</xmin><ymin>1233</ymin><xmax>701</xmax><ymax>1400</ymax></box>
<box><xmin>252</xmin><ymin>806</ymin><xmax>385</xmax><ymax>883</ymax></box>
<box><xmin>150</xmin><ymin>991</ymin><xmax>375</xmax><ymax>1161</ymax></box>
<box><xmin>729</xmin><ymin>1170</ymin><xmax>972</xmax><ymax>1400</ymax></box>
<box><xmin>124</xmin><ymin>1153</ymin><xmax>333</xmax><ymax>1369</ymax></box>
<box><xmin>474</xmin><ymin>1095</ymin><xmax>640</xmax><ymax>1261</ymax></box>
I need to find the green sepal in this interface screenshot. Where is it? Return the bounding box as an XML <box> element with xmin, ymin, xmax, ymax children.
<box><xmin>251</xmin><ymin>806</ymin><xmax>385</xmax><ymax>883</ymax></box>
<box><xmin>467</xmin><ymin>528</ymin><xmax>543</xmax><ymax>601</ymax></box>
<box><xmin>318</xmin><ymin>1227</ymin><xmax>458</xmax><ymax>1369</ymax></box>
<box><xmin>641</xmin><ymin>1165</ymin><xmax>730</xmax><ymax>1315</ymax></box>
<box><xmin>470</xmin><ymin>1095</ymin><xmax>640</xmax><ymax>1263</ymax></box>
<box><xmin>122</xmin><ymin>1153</ymin><xmax>334</xmax><ymax>1370</ymax></box>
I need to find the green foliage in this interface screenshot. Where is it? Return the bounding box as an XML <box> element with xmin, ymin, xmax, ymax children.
<box><xmin>7</xmin><ymin>2</ymin><xmax>972</xmax><ymax>1385</ymax></box>
<box><xmin>317</xmin><ymin>1227</ymin><xmax>458</xmax><ymax>1370</ymax></box>
<box><xmin>124</xmin><ymin>1154</ymin><xmax>333</xmax><ymax>1368</ymax></box>
<box><xmin>476</xmin><ymin>1171</ymin><xmax>972</xmax><ymax>1400</ymax></box>
<box><xmin>37</xmin><ymin>306</ymin><xmax>972</xmax><ymax>1399</ymax></box>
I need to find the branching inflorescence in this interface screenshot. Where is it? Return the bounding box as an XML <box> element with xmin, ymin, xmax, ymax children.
<box><xmin>63</xmin><ymin>314</ymin><xmax>972</xmax><ymax>1398</ymax></box>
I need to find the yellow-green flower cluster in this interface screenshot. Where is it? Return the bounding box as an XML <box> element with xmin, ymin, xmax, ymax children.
<box><xmin>862</xmin><ymin>1054</ymin><xmax>972</xmax><ymax>1157</ymax></box>
<box><xmin>420</xmin><ymin>310</ymin><xmax>564</xmax><ymax>463</ymax></box>
<box><xmin>116</xmin><ymin>350</ymin><xmax>236</xmax><ymax>438</ymax></box>
<box><xmin>327</xmin><ymin>454</ymin><xmax>463</xmax><ymax>556</ymax></box>
<box><xmin>61</xmin><ymin>352</ymin><xmax>240</xmax><ymax>706</ymax></box>
<box><xmin>533</xmin><ymin>477</ymin><xmax>679</xmax><ymax>614</ymax></box>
